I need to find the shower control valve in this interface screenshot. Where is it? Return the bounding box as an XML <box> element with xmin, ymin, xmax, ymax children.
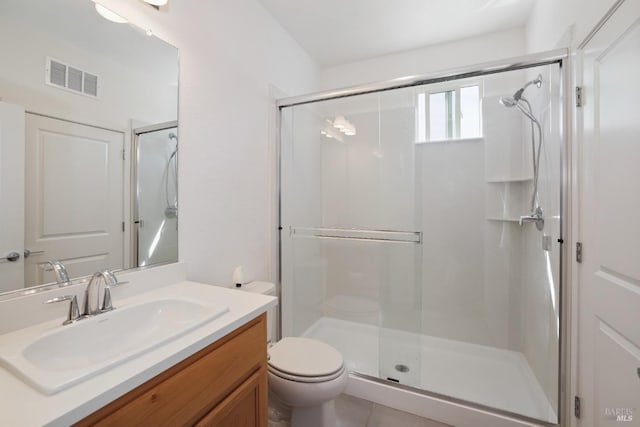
<box><xmin>519</xmin><ymin>206</ymin><xmax>545</xmax><ymax>231</ymax></box>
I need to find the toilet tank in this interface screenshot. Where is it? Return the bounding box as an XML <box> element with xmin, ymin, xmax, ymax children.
<box><xmin>240</xmin><ymin>281</ymin><xmax>277</xmax><ymax>343</ymax></box>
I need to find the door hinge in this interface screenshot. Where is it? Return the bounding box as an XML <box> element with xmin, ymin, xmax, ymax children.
<box><xmin>574</xmin><ymin>395</ymin><xmax>581</xmax><ymax>418</ymax></box>
<box><xmin>122</xmin><ymin>149</ymin><xmax>126</xmax><ymax>161</ymax></box>
<box><xmin>576</xmin><ymin>242</ymin><xmax>583</xmax><ymax>263</ymax></box>
<box><xmin>576</xmin><ymin>86</ymin><xmax>584</xmax><ymax>107</ymax></box>
<box><xmin>122</xmin><ymin>221</ymin><xmax>125</xmax><ymax>232</ymax></box>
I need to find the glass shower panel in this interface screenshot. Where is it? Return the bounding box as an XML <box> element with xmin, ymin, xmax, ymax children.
<box><xmin>280</xmin><ymin>90</ymin><xmax>423</xmax><ymax>385</ymax></box>
<box><xmin>375</xmin><ymin>87</ymin><xmax>423</xmax><ymax>387</ymax></box>
<box><xmin>135</xmin><ymin>126</ymin><xmax>178</xmax><ymax>267</ymax></box>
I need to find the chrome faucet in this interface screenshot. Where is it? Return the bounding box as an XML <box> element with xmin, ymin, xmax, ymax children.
<box><xmin>83</xmin><ymin>270</ymin><xmax>118</xmax><ymax>316</ymax></box>
<box><xmin>45</xmin><ymin>269</ymin><xmax>126</xmax><ymax>326</ymax></box>
<box><xmin>43</xmin><ymin>260</ymin><xmax>72</xmax><ymax>286</ymax></box>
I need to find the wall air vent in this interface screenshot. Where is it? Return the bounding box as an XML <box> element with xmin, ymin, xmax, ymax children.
<box><xmin>45</xmin><ymin>57</ymin><xmax>100</xmax><ymax>98</ymax></box>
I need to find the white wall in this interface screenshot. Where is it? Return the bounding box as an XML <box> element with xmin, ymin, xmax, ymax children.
<box><xmin>525</xmin><ymin>0</ymin><xmax>618</xmax><ymax>51</ymax></box>
<box><xmin>320</xmin><ymin>27</ymin><xmax>526</xmax><ymax>90</ymax></box>
<box><xmin>99</xmin><ymin>0</ymin><xmax>319</xmax><ymax>287</ymax></box>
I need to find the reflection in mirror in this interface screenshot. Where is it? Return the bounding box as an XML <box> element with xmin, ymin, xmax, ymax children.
<box><xmin>134</xmin><ymin>123</ymin><xmax>179</xmax><ymax>267</ymax></box>
<box><xmin>0</xmin><ymin>0</ymin><xmax>179</xmax><ymax>295</ymax></box>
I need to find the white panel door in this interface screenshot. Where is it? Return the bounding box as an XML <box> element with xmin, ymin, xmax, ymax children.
<box><xmin>0</xmin><ymin>102</ymin><xmax>25</xmax><ymax>292</ymax></box>
<box><xmin>24</xmin><ymin>114</ymin><xmax>124</xmax><ymax>286</ymax></box>
<box><xmin>579</xmin><ymin>0</ymin><xmax>640</xmax><ymax>425</ymax></box>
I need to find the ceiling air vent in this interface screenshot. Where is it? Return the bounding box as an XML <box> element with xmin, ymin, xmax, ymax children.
<box><xmin>45</xmin><ymin>57</ymin><xmax>99</xmax><ymax>98</ymax></box>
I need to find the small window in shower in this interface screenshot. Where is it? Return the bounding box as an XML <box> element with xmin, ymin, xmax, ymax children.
<box><xmin>416</xmin><ymin>84</ymin><xmax>481</xmax><ymax>143</ymax></box>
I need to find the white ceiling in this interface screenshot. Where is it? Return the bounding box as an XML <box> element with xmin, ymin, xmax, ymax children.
<box><xmin>257</xmin><ymin>0</ymin><xmax>536</xmax><ymax>67</ymax></box>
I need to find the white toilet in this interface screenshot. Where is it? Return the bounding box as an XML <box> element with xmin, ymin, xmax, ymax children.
<box><xmin>242</xmin><ymin>282</ymin><xmax>348</xmax><ymax>427</ymax></box>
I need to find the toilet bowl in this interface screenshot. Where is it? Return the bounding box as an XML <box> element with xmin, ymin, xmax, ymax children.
<box><xmin>240</xmin><ymin>282</ymin><xmax>348</xmax><ymax>427</ymax></box>
<box><xmin>267</xmin><ymin>337</ymin><xmax>348</xmax><ymax>427</ymax></box>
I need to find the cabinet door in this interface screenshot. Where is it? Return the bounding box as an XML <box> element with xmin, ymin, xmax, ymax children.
<box><xmin>196</xmin><ymin>368</ymin><xmax>267</xmax><ymax>427</ymax></box>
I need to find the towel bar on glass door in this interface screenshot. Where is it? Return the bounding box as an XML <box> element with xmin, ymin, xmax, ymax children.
<box><xmin>289</xmin><ymin>227</ymin><xmax>422</xmax><ymax>244</ymax></box>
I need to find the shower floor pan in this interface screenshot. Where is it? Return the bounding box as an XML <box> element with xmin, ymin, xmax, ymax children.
<box><xmin>302</xmin><ymin>317</ymin><xmax>557</xmax><ymax>423</ymax></box>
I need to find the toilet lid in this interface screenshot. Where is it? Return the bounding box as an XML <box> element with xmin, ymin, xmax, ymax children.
<box><xmin>268</xmin><ymin>337</ymin><xmax>343</xmax><ymax>377</ymax></box>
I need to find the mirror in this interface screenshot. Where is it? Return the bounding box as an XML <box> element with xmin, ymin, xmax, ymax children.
<box><xmin>0</xmin><ymin>0</ymin><xmax>179</xmax><ymax>295</ymax></box>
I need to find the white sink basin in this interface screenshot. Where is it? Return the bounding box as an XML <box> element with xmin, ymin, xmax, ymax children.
<box><xmin>0</xmin><ymin>296</ymin><xmax>228</xmax><ymax>394</ymax></box>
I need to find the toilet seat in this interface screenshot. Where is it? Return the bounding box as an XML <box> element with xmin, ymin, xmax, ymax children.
<box><xmin>268</xmin><ymin>337</ymin><xmax>344</xmax><ymax>383</ymax></box>
<box><xmin>268</xmin><ymin>363</ymin><xmax>345</xmax><ymax>383</ymax></box>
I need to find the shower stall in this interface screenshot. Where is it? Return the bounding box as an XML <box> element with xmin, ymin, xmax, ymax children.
<box><xmin>278</xmin><ymin>51</ymin><xmax>568</xmax><ymax>425</ymax></box>
<box><xmin>133</xmin><ymin>122</ymin><xmax>179</xmax><ymax>267</ymax></box>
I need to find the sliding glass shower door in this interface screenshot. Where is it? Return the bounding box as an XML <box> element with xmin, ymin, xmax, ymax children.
<box><xmin>279</xmin><ymin>88</ymin><xmax>424</xmax><ymax>385</ymax></box>
<box><xmin>279</xmin><ymin>57</ymin><xmax>564</xmax><ymax>424</ymax></box>
<box><xmin>281</xmin><ymin>90</ymin><xmax>422</xmax><ymax>386</ymax></box>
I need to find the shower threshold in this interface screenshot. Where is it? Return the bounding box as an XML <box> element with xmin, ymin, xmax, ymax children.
<box><xmin>302</xmin><ymin>317</ymin><xmax>557</xmax><ymax>424</ymax></box>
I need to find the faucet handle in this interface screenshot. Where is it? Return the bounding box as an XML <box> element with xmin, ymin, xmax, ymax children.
<box><xmin>102</xmin><ymin>269</ymin><xmax>128</xmax><ymax>287</ymax></box>
<box><xmin>101</xmin><ymin>287</ymin><xmax>114</xmax><ymax>312</ymax></box>
<box><xmin>44</xmin><ymin>295</ymin><xmax>81</xmax><ymax>325</ymax></box>
<box><xmin>519</xmin><ymin>206</ymin><xmax>545</xmax><ymax>231</ymax></box>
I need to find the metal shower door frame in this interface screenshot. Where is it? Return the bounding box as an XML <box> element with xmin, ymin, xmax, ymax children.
<box><xmin>275</xmin><ymin>48</ymin><xmax>571</xmax><ymax>427</ymax></box>
<box><xmin>131</xmin><ymin>120</ymin><xmax>178</xmax><ymax>268</ymax></box>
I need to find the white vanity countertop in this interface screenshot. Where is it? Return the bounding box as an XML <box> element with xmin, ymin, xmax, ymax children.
<box><xmin>0</xmin><ymin>280</ymin><xmax>277</xmax><ymax>427</ymax></box>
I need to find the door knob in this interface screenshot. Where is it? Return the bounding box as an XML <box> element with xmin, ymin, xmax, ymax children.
<box><xmin>24</xmin><ymin>249</ymin><xmax>45</xmax><ymax>258</ymax></box>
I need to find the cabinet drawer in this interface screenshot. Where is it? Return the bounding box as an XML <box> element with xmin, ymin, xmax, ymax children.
<box><xmin>195</xmin><ymin>367</ymin><xmax>267</xmax><ymax>427</ymax></box>
<box><xmin>77</xmin><ymin>314</ymin><xmax>266</xmax><ymax>427</ymax></box>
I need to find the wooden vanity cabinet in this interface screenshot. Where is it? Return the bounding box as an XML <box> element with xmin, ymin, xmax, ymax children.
<box><xmin>75</xmin><ymin>314</ymin><xmax>268</xmax><ymax>427</ymax></box>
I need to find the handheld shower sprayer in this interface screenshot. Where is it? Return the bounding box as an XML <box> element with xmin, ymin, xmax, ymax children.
<box><xmin>499</xmin><ymin>74</ymin><xmax>545</xmax><ymax>231</ymax></box>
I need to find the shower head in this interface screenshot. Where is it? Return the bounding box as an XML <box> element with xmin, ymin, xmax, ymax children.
<box><xmin>512</xmin><ymin>74</ymin><xmax>543</xmax><ymax>101</ymax></box>
<box><xmin>499</xmin><ymin>96</ymin><xmax>518</xmax><ymax>108</ymax></box>
<box><xmin>500</xmin><ymin>97</ymin><xmax>540</xmax><ymax>136</ymax></box>
<box><xmin>168</xmin><ymin>132</ymin><xmax>178</xmax><ymax>141</ymax></box>
<box><xmin>500</xmin><ymin>96</ymin><xmax>539</xmax><ymax>123</ymax></box>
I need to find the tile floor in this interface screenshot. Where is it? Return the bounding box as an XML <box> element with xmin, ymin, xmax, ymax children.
<box><xmin>268</xmin><ymin>394</ymin><xmax>450</xmax><ymax>427</ymax></box>
<box><xmin>335</xmin><ymin>394</ymin><xmax>452</xmax><ymax>427</ymax></box>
